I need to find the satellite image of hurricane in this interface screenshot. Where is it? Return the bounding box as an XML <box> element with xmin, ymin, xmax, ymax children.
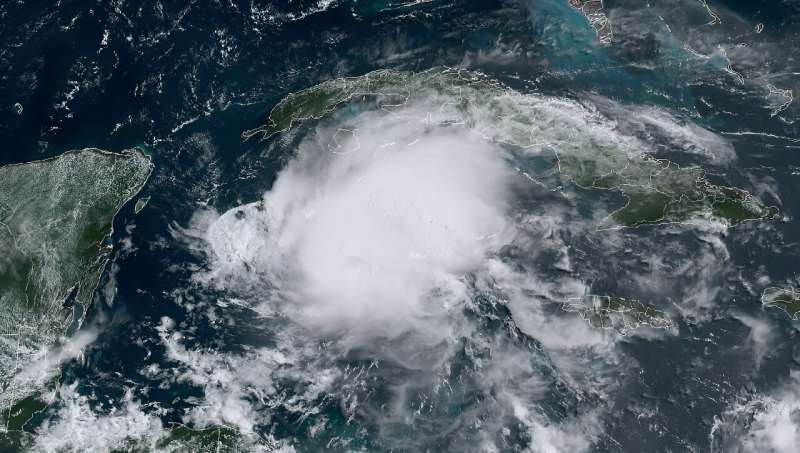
<box><xmin>1</xmin><ymin>0</ymin><xmax>800</xmax><ymax>452</ymax></box>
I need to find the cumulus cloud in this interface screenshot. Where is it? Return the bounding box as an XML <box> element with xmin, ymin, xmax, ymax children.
<box><xmin>743</xmin><ymin>398</ymin><xmax>800</xmax><ymax>453</ymax></box>
<box><xmin>11</xmin><ymin>329</ymin><xmax>97</xmax><ymax>396</ymax></box>
<box><xmin>153</xmin><ymin>316</ymin><xmax>314</xmax><ymax>435</ymax></box>
<box><xmin>741</xmin><ymin>372</ymin><xmax>800</xmax><ymax>453</ymax></box>
<box><xmin>712</xmin><ymin>372</ymin><xmax>800</xmax><ymax>453</ymax></box>
<box><xmin>589</xmin><ymin>97</ymin><xmax>738</xmax><ymax>164</ymax></box>
<box><xmin>34</xmin><ymin>384</ymin><xmax>163</xmax><ymax>453</ymax></box>
<box><xmin>732</xmin><ymin>313</ymin><xmax>775</xmax><ymax>368</ymax></box>
<box><xmin>33</xmin><ymin>375</ymin><xmax>293</xmax><ymax>453</ymax></box>
<box><xmin>155</xmin><ymin>317</ymin><xmax>264</xmax><ymax>434</ymax></box>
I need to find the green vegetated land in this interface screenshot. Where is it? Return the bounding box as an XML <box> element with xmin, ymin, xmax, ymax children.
<box><xmin>561</xmin><ymin>295</ymin><xmax>673</xmax><ymax>335</ymax></box>
<box><xmin>2</xmin><ymin>416</ymin><xmax>253</xmax><ymax>453</ymax></box>
<box><xmin>241</xmin><ymin>67</ymin><xmax>503</xmax><ymax>139</ymax></box>
<box><xmin>154</xmin><ymin>425</ymin><xmax>256</xmax><ymax>452</ymax></box>
<box><xmin>559</xmin><ymin>154</ymin><xmax>779</xmax><ymax>227</ymax></box>
<box><xmin>762</xmin><ymin>287</ymin><xmax>800</xmax><ymax>320</ymax></box>
<box><xmin>0</xmin><ymin>148</ymin><xmax>152</xmax><ymax>414</ymax></box>
<box><xmin>245</xmin><ymin>67</ymin><xmax>777</xmax><ymax>228</ymax></box>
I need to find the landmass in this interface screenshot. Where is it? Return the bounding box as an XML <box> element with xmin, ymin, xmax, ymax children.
<box><xmin>241</xmin><ymin>68</ymin><xmax>504</xmax><ymax>139</ymax></box>
<box><xmin>568</xmin><ymin>0</ymin><xmax>613</xmax><ymax>44</ymax></box>
<box><xmin>561</xmin><ymin>295</ymin><xmax>673</xmax><ymax>335</ymax></box>
<box><xmin>1</xmin><ymin>416</ymin><xmax>256</xmax><ymax>452</ymax></box>
<box><xmin>157</xmin><ymin>425</ymin><xmax>268</xmax><ymax>452</ymax></box>
<box><xmin>559</xmin><ymin>154</ymin><xmax>780</xmax><ymax>227</ymax></box>
<box><xmin>0</xmin><ymin>148</ymin><xmax>152</xmax><ymax>415</ymax></box>
<box><xmin>245</xmin><ymin>67</ymin><xmax>777</xmax><ymax>229</ymax></box>
<box><xmin>761</xmin><ymin>287</ymin><xmax>800</xmax><ymax>320</ymax></box>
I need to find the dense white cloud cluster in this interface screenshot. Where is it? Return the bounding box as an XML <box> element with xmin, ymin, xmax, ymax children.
<box><xmin>206</xmin><ymin>103</ymin><xmax>517</xmax><ymax>343</ymax></box>
<box><xmin>713</xmin><ymin>372</ymin><xmax>800</xmax><ymax>453</ymax></box>
<box><xmin>187</xmin><ymin>88</ymin><xmax>749</xmax><ymax>450</ymax></box>
<box><xmin>33</xmin><ymin>384</ymin><xmax>163</xmax><ymax>453</ymax></box>
<box><xmin>12</xmin><ymin>330</ymin><xmax>97</xmax><ymax>396</ymax></box>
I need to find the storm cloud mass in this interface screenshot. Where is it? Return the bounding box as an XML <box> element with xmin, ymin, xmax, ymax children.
<box><xmin>205</xmin><ymin>103</ymin><xmax>519</xmax><ymax>342</ymax></box>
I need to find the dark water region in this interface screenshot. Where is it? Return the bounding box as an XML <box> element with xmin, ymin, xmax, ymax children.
<box><xmin>0</xmin><ymin>0</ymin><xmax>528</xmax><ymax>164</ymax></box>
<box><xmin>1</xmin><ymin>0</ymin><xmax>800</xmax><ymax>451</ymax></box>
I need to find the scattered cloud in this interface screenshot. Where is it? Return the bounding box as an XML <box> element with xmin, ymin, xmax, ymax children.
<box><xmin>34</xmin><ymin>384</ymin><xmax>163</xmax><ymax>453</ymax></box>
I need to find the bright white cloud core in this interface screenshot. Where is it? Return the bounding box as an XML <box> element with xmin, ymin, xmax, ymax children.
<box><xmin>206</xmin><ymin>108</ymin><xmax>515</xmax><ymax>339</ymax></box>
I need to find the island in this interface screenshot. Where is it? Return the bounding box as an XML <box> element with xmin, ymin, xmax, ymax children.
<box><xmin>561</xmin><ymin>295</ymin><xmax>673</xmax><ymax>335</ymax></box>
<box><xmin>243</xmin><ymin>67</ymin><xmax>777</xmax><ymax>229</ymax></box>
<box><xmin>761</xmin><ymin>287</ymin><xmax>800</xmax><ymax>320</ymax></box>
<box><xmin>156</xmin><ymin>425</ymin><xmax>253</xmax><ymax>452</ymax></box>
<box><xmin>568</xmin><ymin>0</ymin><xmax>613</xmax><ymax>44</ymax></box>
<box><xmin>0</xmin><ymin>148</ymin><xmax>152</xmax><ymax>413</ymax></box>
<box><xmin>559</xmin><ymin>153</ymin><xmax>779</xmax><ymax>227</ymax></box>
